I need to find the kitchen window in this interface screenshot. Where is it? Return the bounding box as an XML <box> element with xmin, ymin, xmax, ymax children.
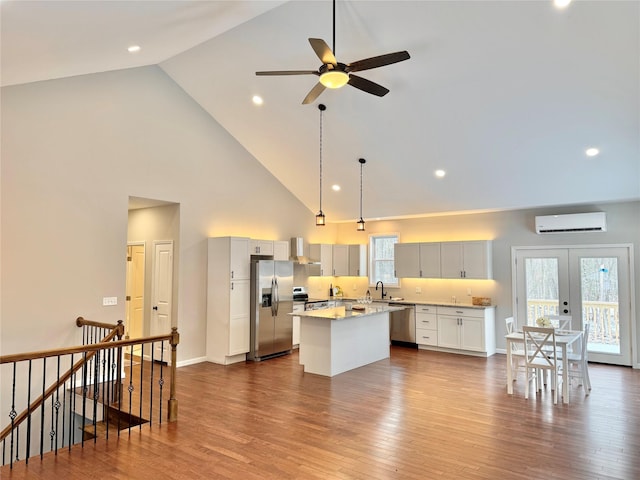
<box><xmin>369</xmin><ymin>234</ymin><xmax>399</xmax><ymax>287</ymax></box>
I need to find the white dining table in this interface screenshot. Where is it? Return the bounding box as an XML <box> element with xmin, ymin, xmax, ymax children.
<box><xmin>506</xmin><ymin>330</ymin><xmax>583</xmax><ymax>404</ymax></box>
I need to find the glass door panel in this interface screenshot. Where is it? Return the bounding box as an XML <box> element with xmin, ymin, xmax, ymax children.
<box><xmin>515</xmin><ymin>249</ymin><xmax>569</xmax><ymax>327</ymax></box>
<box><xmin>569</xmin><ymin>248</ymin><xmax>631</xmax><ymax>365</ymax></box>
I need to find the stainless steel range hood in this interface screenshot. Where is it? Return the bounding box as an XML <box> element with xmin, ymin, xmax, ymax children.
<box><xmin>290</xmin><ymin>237</ymin><xmax>320</xmax><ymax>265</ymax></box>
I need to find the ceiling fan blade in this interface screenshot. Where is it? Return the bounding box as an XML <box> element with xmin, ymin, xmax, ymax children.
<box><xmin>347</xmin><ymin>75</ymin><xmax>389</xmax><ymax>97</ymax></box>
<box><xmin>256</xmin><ymin>70</ymin><xmax>319</xmax><ymax>76</ymax></box>
<box><xmin>302</xmin><ymin>82</ymin><xmax>327</xmax><ymax>105</ymax></box>
<box><xmin>309</xmin><ymin>38</ymin><xmax>337</xmax><ymax>66</ymax></box>
<box><xmin>346</xmin><ymin>51</ymin><xmax>411</xmax><ymax>73</ymax></box>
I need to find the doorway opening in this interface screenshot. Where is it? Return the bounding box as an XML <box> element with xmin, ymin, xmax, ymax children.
<box><xmin>127</xmin><ymin>196</ymin><xmax>179</xmax><ymax>362</ymax></box>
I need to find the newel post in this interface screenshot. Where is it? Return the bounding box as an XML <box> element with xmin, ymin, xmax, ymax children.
<box><xmin>168</xmin><ymin>327</ymin><xmax>180</xmax><ymax>422</ymax></box>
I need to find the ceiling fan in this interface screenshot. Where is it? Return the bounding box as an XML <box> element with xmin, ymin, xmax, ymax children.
<box><xmin>256</xmin><ymin>0</ymin><xmax>410</xmax><ymax>104</ymax></box>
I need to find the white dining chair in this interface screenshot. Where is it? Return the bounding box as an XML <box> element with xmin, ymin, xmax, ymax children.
<box><xmin>523</xmin><ymin>326</ymin><xmax>562</xmax><ymax>404</ymax></box>
<box><xmin>505</xmin><ymin>317</ymin><xmax>527</xmax><ymax>380</ymax></box>
<box><xmin>547</xmin><ymin>314</ymin><xmax>572</xmax><ymax>330</ymax></box>
<box><xmin>562</xmin><ymin>323</ymin><xmax>592</xmax><ymax>394</ymax></box>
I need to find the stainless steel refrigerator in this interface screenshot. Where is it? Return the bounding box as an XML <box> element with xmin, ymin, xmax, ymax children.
<box><xmin>248</xmin><ymin>259</ymin><xmax>294</xmax><ymax>361</ymax></box>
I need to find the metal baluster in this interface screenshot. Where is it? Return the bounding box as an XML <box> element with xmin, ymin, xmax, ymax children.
<box><xmin>150</xmin><ymin>342</ymin><xmax>155</xmax><ymax>425</ymax></box>
<box><xmin>25</xmin><ymin>360</ymin><xmax>32</xmax><ymax>464</ymax></box>
<box><xmin>39</xmin><ymin>357</ymin><xmax>46</xmax><ymax>459</ymax></box>
<box><xmin>68</xmin><ymin>354</ymin><xmax>74</xmax><ymax>451</ymax></box>
<box><xmin>53</xmin><ymin>355</ymin><xmax>61</xmax><ymax>454</ymax></box>
<box><xmin>80</xmin><ymin>352</ymin><xmax>88</xmax><ymax>447</ymax></box>
<box><xmin>9</xmin><ymin>362</ymin><xmax>17</xmax><ymax>467</ymax></box>
<box><xmin>91</xmin><ymin>349</ymin><xmax>99</xmax><ymax>443</ymax></box>
<box><xmin>159</xmin><ymin>341</ymin><xmax>164</xmax><ymax>424</ymax></box>
<box><xmin>127</xmin><ymin>350</ymin><xmax>135</xmax><ymax>435</ymax></box>
<box><xmin>139</xmin><ymin>343</ymin><xmax>144</xmax><ymax>430</ymax></box>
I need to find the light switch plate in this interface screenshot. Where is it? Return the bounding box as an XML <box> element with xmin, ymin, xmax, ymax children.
<box><xmin>102</xmin><ymin>296</ymin><xmax>117</xmax><ymax>306</ymax></box>
<box><xmin>415</xmin><ymin>287</ymin><xmax>422</xmax><ymax>294</ymax></box>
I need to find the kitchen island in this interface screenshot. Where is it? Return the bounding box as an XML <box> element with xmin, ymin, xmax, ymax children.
<box><xmin>296</xmin><ymin>305</ymin><xmax>404</xmax><ymax>377</ymax></box>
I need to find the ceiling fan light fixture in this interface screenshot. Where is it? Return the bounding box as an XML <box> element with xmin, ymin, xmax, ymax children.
<box><xmin>319</xmin><ymin>70</ymin><xmax>349</xmax><ymax>89</ymax></box>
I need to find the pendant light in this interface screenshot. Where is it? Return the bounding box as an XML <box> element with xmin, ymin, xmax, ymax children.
<box><xmin>316</xmin><ymin>104</ymin><xmax>327</xmax><ymax>226</ymax></box>
<box><xmin>357</xmin><ymin>158</ymin><xmax>366</xmax><ymax>231</ymax></box>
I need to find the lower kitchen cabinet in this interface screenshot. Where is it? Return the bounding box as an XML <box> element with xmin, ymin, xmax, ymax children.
<box><xmin>415</xmin><ymin>305</ymin><xmax>438</xmax><ymax>346</ymax></box>
<box><xmin>416</xmin><ymin>305</ymin><xmax>496</xmax><ymax>356</ymax></box>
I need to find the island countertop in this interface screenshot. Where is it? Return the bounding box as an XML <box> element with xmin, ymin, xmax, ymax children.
<box><xmin>294</xmin><ymin>305</ymin><xmax>405</xmax><ymax>320</ymax></box>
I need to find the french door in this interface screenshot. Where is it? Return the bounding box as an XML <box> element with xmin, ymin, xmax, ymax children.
<box><xmin>514</xmin><ymin>246</ymin><xmax>632</xmax><ymax>366</ymax></box>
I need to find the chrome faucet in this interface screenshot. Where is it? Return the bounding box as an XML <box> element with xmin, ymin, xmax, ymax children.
<box><xmin>375</xmin><ymin>281</ymin><xmax>387</xmax><ymax>299</ymax></box>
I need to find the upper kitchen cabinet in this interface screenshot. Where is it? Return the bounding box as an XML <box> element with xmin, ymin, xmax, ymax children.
<box><xmin>273</xmin><ymin>240</ymin><xmax>289</xmax><ymax>261</ymax></box>
<box><xmin>228</xmin><ymin>237</ymin><xmax>250</xmax><ymax>280</ymax></box>
<box><xmin>249</xmin><ymin>239</ymin><xmax>274</xmax><ymax>257</ymax></box>
<box><xmin>348</xmin><ymin>244</ymin><xmax>367</xmax><ymax>277</ymax></box>
<box><xmin>394</xmin><ymin>242</ymin><xmax>441</xmax><ymax>278</ymax></box>
<box><xmin>332</xmin><ymin>244</ymin><xmax>349</xmax><ymax>276</ymax></box>
<box><xmin>440</xmin><ymin>241</ymin><xmax>492</xmax><ymax>279</ymax></box>
<box><xmin>309</xmin><ymin>244</ymin><xmax>333</xmax><ymax>276</ymax></box>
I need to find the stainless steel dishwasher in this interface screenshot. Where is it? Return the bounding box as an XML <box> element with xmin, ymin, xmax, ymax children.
<box><xmin>389</xmin><ymin>303</ymin><xmax>417</xmax><ymax>347</ymax></box>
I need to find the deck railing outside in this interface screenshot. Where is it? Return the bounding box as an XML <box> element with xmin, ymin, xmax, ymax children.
<box><xmin>0</xmin><ymin>317</ymin><xmax>179</xmax><ymax>468</ymax></box>
<box><xmin>526</xmin><ymin>300</ymin><xmax>619</xmax><ymax>347</ymax></box>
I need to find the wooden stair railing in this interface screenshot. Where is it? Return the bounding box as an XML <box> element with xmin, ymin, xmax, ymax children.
<box><xmin>1</xmin><ymin>317</ymin><xmax>180</xmax><ymax>468</ymax></box>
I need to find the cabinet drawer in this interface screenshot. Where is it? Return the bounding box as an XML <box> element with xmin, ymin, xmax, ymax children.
<box><xmin>416</xmin><ymin>312</ymin><xmax>437</xmax><ymax>329</ymax></box>
<box><xmin>438</xmin><ymin>306</ymin><xmax>483</xmax><ymax>318</ymax></box>
<box><xmin>416</xmin><ymin>305</ymin><xmax>436</xmax><ymax>314</ymax></box>
<box><xmin>416</xmin><ymin>328</ymin><xmax>438</xmax><ymax>346</ymax></box>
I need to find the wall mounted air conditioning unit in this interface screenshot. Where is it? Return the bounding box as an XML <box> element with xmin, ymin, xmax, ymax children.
<box><xmin>535</xmin><ymin>212</ymin><xmax>607</xmax><ymax>234</ymax></box>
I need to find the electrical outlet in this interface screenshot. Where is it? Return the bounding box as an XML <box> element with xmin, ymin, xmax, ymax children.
<box><xmin>415</xmin><ymin>287</ymin><xmax>422</xmax><ymax>294</ymax></box>
<box><xmin>102</xmin><ymin>296</ymin><xmax>117</xmax><ymax>306</ymax></box>
<box><xmin>353</xmin><ymin>284</ymin><xmax>357</xmax><ymax>290</ymax></box>
<box><xmin>467</xmin><ymin>288</ymin><xmax>472</xmax><ymax>296</ymax></box>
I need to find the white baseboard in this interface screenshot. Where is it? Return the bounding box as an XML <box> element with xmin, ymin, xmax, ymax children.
<box><xmin>177</xmin><ymin>356</ymin><xmax>207</xmax><ymax>368</ymax></box>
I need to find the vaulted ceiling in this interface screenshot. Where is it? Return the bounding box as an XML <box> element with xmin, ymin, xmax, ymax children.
<box><xmin>2</xmin><ymin>1</ymin><xmax>638</xmax><ymax>222</ymax></box>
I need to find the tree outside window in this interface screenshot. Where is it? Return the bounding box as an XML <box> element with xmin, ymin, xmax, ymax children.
<box><xmin>369</xmin><ymin>234</ymin><xmax>399</xmax><ymax>287</ymax></box>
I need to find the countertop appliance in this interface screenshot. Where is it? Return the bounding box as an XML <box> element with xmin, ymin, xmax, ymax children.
<box><xmin>293</xmin><ymin>286</ymin><xmax>308</xmax><ymax>302</ymax></box>
<box><xmin>248</xmin><ymin>259</ymin><xmax>294</xmax><ymax>361</ymax></box>
<box><xmin>389</xmin><ymin>303</ymin><xmax>417</xmax><ymax>348</ymax></box>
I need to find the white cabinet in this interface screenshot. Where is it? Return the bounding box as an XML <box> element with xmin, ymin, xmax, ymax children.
<box><xmin>249</xmin><ymin>239</ymin><xmax>274</xmax><ymax>256</ymax></box>
<box><xmin>394</xmin><ymin>242</ymin><xmax>441</xmax><ymax>278</ymax></box>
<box><xmin>436</xmin><ymin>306</ymin><xmax>495</xmax><ymax>355</ymax></box>
<box><xmin>292</xmin><ymin>303</ymin><xmax>304</xmax><ymax>347</ymax></box>
<box><xmin>273</xmin><ymin>240</ymin><xmax>289</xmax><ymax>261</ymax></box>
<box><xmin>440</xmin><ymin>241</ymin><xmax>492</xmax><ymax>279</ymax></box>
<box><xmin>207</xmin><ymin>237</ymin><xmax>251</xmax><ymax>365</ymax></box>
<box><xmin>348</xmin><ymin>244</ymin><xmax>367</xmax><ymax>277</ymax></box>
<box><xmin>309</xmin><ymin>244</ymin><xmax>333</xmax><ymax>276</ymax></box>
<box><xmin>415</xmin><ymin>305</ymin><xmax>438</xmax><ymax>346</ymax></box>
<box><xmin>332</xmin><ymin>244</ymin><xmax>350</xmax><ymax>276</ymax></box>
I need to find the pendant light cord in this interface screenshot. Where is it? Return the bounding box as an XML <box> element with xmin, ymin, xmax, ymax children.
<box><xmin>359</xmin><ymin>160</ymin><xmax>363</xmax><ymax>219</ymax></box>
<box><xmin>319</xmin><ymin>106</ymin><xmax>323</xmax><ymax>213</ymax></box>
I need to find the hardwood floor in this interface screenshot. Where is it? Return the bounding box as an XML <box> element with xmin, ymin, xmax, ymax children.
<box><xmin>3</xmin><ymin>347</ymin><xmax>640</xmax><ymax>479</ymax></box>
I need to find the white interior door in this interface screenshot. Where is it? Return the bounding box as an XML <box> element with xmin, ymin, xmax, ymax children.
<box><xmin>126</xmin><ymin>243</ymin><xmax>145</xmax><ymax>355</ymax></box>
<box><xmin>151</xmin><ymin>240</ymin><xmax>173</xmax><ymax>362</ymax></box>
<box><xmin>514</xmin><ymin>245</ymin><xmax>633</xmax><ymax>366</ymax></box>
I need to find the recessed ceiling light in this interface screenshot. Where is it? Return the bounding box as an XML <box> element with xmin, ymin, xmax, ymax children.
<box><xmin>553</xmin><ymin>0</ymin><xmax>572</xmax><ymax>9</ymax></box>
<box><xmin>585</xmin><ymin>147</ymin><xmax>600</xmax><ymax>157</ymax></box>
<box><xmin>434</xmin><ymin>169</ymin><xmax>446</xmax><ymax>178</ymax></box>
<box><xmin>331</xmin><ymin>184</ymin><xmax>341</xmax><ymax>191</ymax></box>
<box><xmin>127</xmin><ymin>45</ymin><xmax>141</xmax><ymax>53</ymax></box>
<box><xmin>252</xmin><ymin>95</ymin><xmax>263</xmax><ymax>105</ymax></box>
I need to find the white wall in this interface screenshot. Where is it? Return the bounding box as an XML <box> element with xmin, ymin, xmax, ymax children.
<box><xmin>0</xmin><ymin>65</ymin><xmax>322</xmax><ymax>363</ymax></box>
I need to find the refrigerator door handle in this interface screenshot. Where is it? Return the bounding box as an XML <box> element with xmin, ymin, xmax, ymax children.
<box><xmin>270</xmin><ymin>277</ymin><xmax>276</xmax><ymax>316</ymax></box>
<box><xmin>274</xmin><ymin>277</ymin><xmax>279</xmax><ymax>316</ymax></box>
